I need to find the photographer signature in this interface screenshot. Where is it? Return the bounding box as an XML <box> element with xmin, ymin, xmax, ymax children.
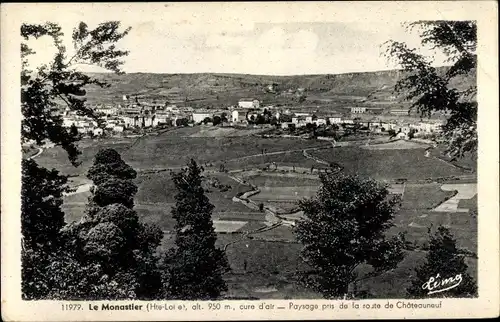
<box><xmin>422</xmin><ymin>273</ymin><xmax>462</xmax><ymax>295</ymax></box>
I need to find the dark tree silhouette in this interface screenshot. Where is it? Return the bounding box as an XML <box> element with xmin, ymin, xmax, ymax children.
<box><xmin>21</xmin><ymin>159</ymin><xmax>70</xmax><ymax>251</ymax></box>
<box><xmin>407</xmin><ymin>226</ymin><xmax>477</xmax><ymax>298</ymax></box>
<box><xmin>213</xmin><ymin>115</ymin><xmax>222</xmax><ymax>126</ymax></box>
<box><xmin>60</xmin><ymin>148</ymin><xmax>163</xmax><ymax>300</ymax></box>
<box><xmin>21</xmin><ymin>20</ymin><xmax>131</xmax><ymax>300</ymax></box>
<box><xmin>295</xmin><ymin>173</ymin><xmax>406</xmax><ymax>299</ymax></box>
<box><xmin>162</xmin><ymin>159</ymin><xmax>230</xmax><ymax>300</ymax></box>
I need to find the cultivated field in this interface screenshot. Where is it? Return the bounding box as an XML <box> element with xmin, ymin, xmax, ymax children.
<box><xmin>35</xmin><ymin>127</ymin><xmax>477</xmax><ymax>299</ymax></box>
<box><xmin>310</xmin><ymin>147</ymin><xmax>468</xmax><ymax>181</ymax></box>
<box><xmin>361</xmin><ymin>140</ymin><xmax>430</xmax><ymax>150</ymax></box>
<box><xmin>189</xmin><ymin>126</ymin><xmax>268</xmax><ymax>137</ymax></box>
<box><xmin>122</xmin><ymin>131</ymin><xmax>327</xmax><ymax>171</ymax></box>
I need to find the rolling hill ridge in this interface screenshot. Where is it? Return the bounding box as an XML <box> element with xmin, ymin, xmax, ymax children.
<box><xmin>84</xmin><ymin>67</ymin><xmax>475</xmax><ymax>112</ymax></box>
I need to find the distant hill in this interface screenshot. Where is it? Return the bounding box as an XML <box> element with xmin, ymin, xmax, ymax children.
<box><xmin>84</xmin><ymin>67</ymin><xmax>475</xmax><ymax>113</ymax></box>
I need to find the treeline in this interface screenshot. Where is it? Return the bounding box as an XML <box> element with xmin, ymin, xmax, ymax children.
<box><xmin>22</xmin><ymin>151</ymin><xmax>229</xmax><ymax>300</ymax></box>
<box><xmin>22</xmin><ymin>151</ymin><xmax>478</xmax><ymax>300</ymax></box>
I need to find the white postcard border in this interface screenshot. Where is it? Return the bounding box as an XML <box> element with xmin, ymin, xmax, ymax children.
<box><xmin>1</xmin><ymin>2</ymin><xmax>498</xmax><ymax>320</ymax></box>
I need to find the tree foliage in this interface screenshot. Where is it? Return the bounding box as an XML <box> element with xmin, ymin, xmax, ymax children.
<box><xmin>162</xmin><ymin>159</ymin><xmax>230</xmax><ymax>300</ymax></box>
<box><xmin>21</xmin><ymin>159</ymin><xmax>70</xmax><ymax>251</ymax></box>
<box><xmin>58</xmin><ymin>149</ymin><xmax>164</xmax><ymax>300</ymax></box>
<box><xmin>294</xmin><ymin>173</ymin><xmax>406</xmax><ymax>298</ymax></box>
<box><xmin>20</xmin><ymin>21</ymin><xmax>137</xmax><ymax>300</ymax></box>
<box><xmin>407</xmin><ymin>226</ymin><xmax>477</xmax><ymax>298</ymax></box>
<box><xmin>212</xmin><ymin>115</ymin><xmax>222</xmax><ymax>126</ymax></box>
<box><xmin>22</xmin><ymin>246</ymin><xmax>138</xmax><ymax>300</ymax></box>
<box><xmin>384</xmin><ymin>21</ymin><xmax>477</xmax><ymax>158</ymax></box>
<box><xmin>21</xmin><ymin>21</ymin><xmax>130</xmax><ymax>165</ymax></box>
<box><xmin>87</xmin><ymin>148</ymin><xmax>137</xmax><ymax>184</ymax></box>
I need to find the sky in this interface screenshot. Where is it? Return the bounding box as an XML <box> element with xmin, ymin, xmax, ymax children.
<box><xmin>17</xmin><ymin>2</ymin><xmax>473</xmax><ymax>76</ymax></box>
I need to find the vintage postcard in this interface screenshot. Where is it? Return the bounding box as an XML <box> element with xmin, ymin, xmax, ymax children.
<box><xmin>1</xmin><ymin>1</ymin><xmax>498</xmax><ymax>320</ymax></box>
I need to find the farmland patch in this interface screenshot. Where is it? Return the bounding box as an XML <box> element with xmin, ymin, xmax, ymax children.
<box><xmin>432</xmin><ymin>183</ymin><xmax>477</xmax><ymax>212</ymax></box>
<box><xmin>243</xmin><ymin>173</ymin><xmax>320</xmax><ymax>187</ymax></box>
<box><xmin>213</xmin><ymin>220</ymin><xmax>248</xmax><ymax>233</ymax></box>
<box><xmin>362</xmin><ymin>140</ymin><xmax>430</xmax><ymax>150</ymax></box>
<box><xmin>402</xmin><ymin>183</ymin><xmax>457</xmax><ymax>210</ymax></box>
<box><xmin>311</xmin><ymin>147</ymin><xmax>466</xmax><ymax>181</ymax></box>
<box><xmin>190</xmin><ymin>126</ymin><xmax>267</xmax><ymax>138</ymax></box>
<box><xmin>251</xmin><ymin>186</ymin><xmax>318</xmax><ymax>202</ymax></box>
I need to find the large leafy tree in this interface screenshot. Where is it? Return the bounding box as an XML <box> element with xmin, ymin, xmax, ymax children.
<box><xmin>385</xmin><ymin>21</ymin><xmax>477</xmax><ymax>158</ymax></box>
<box><xmin>162</xmin><ymin>159</ymin><xmax>230</xmax><ymax>300</ymax></box>
<box><xmin>22</xmin><ymin>245</ymin><xmax>138</xmax><ymax>300</ymax></box>
<box><xmin>21</xmin><ymin>159</ymin><xmax>70</xmax><ymax>251</ymax></box>
<box><xmin>21</xmin><ymin>21</ymin><xmax>131</xmax><ymax>300</ymax></box>
<box><xmin>59</xmin><ymin>148</ymin><xmax>164</xmax><ymax>300</ymax></box>
<box><xmin>294</xmin><ymin>173</ymin><xmax>406</xmax><ymax>299</ymax></box>
<box><xmin>407</xmin><ymin>226</ymin><xmax>477</xmax><ymax>298</ymax></box>
<box><xmin>87</xmin><ymin>148</ymin><xmax>137</xmax><ymax>184</ymax></box>
<box><xmin>21</xmin><ymin>159</ymin><xmax>71</xmax><ymax>300</ymax></box>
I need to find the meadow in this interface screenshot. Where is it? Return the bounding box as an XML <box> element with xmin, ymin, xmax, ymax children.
<box><xmin>38</xmin><ymin>127</ymin><xmax>477</xmax><ymax>299</ymax></box>
<box><xmin>224</xmin><ymin>150</ymin><xmax>328</xmax><ymax>171</ymax></box>
<box><xmin>36</xmin><ymin>129</ymin><xmax>327</xmax><ymax>176</ymax></box>
<box><xmin>310</xmin><ymin>147</ymin><xmax>468</xmax><ymax>181</ymax></box>
<box><xmin>243</xmin><ymin>174</ymin><xmax>320</xmax><ymax>188</ymax></box>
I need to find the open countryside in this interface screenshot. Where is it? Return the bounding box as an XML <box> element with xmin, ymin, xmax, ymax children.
<box><xmin>33</xmin><ymin>120</ymin><xmax>477</xmax><ymax>299</ymax></box>
<box><xmin>18</xmin><ymin>14</ymin><xmax>480</xmax><ymax>304</ymax></box>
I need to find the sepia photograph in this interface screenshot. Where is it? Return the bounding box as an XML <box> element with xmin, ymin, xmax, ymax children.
<box><xmin>1</xmin><ymin>1</ymin><xmax>498</xmax><ymax>320</ymax></box>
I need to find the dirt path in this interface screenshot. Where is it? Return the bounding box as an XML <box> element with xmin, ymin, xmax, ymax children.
<box><xmin>303</xmin><ymin>148</ymin><xmax>330</xmax><ymax>165</ymax></box>
<box><xmin>28</xmin><ymin>148</ymin><xmax>44</xmax><ymax>159</ymax></box>
<box><xmin>225</xmin><ymin>171</ymin><xmax>304</xmax><ymax>227</ymax></box>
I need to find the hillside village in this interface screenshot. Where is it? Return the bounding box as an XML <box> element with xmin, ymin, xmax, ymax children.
<box><xmin>59</xmin><ymin>90</ymin><xmax>447</xmax><ymax>141</ymax></box>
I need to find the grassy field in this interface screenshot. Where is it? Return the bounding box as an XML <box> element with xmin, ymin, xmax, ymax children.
<box><xmin>46</xmin><ymin>130</ymin><xmax>477</xmax><ymax>299</ymax></box>
<box><xmin>36</xmin><ymin>138</ymin><xmax>135</xmax><ymax>176</ymax></box>
<box><xmin>189</xmin><ymin>126</ymin><xmax>267</xmax><ymax>137</ymax></box>
<box><xmin>361</xmin><ymin>140</ymin><xmax>429</xmax><ymax>150</ymax></box>
<box><xmin>218</xmin><ymin>237</ymin><xmax>317</xmax><ymax>299</ymax></box>
<box><xmin>268</xmin><ymin>201</ymin><xmax>301</xmax><ymax>213</ymax></box>
<box><xmin>35</xmin><ymin>129</ymin><xmax>327</xmax><ymax>176</ymax></box>
<box><xmin>401</xmin><ymin>184</ymin><xmax>457</xmax><ymax>210</ymax></box>
<box><xmin>225</xmin><ymin>150</ymin><xmax>328</xmax><ymax>171</ymax></box>
<box><xmin>244</xmin><ymin>174</ymin><xmax>320</xmax><ymax>187</ymax></box>
<box><xmin>389</xmin><ymin>209</ymin><xmax>477</xmax><ymax>253</ymax></box>
<box><xmin>311</xmin><ymin>147</ymin><xmax>467</xmax><ymax>181</ymax></box>
<box><xmin>251</xmin><ymin>186</ymin><xmax>318</xmax><ymax>202</ymax></box>
<box><xmin>122</xmin><ymin>132</ymin><xmax>328</xmax><ymax>171</ymax></box>
<box><xmin>431</xmin><ymin>146</ymin><xmax>477</xmax><ymax>172</ymax></box>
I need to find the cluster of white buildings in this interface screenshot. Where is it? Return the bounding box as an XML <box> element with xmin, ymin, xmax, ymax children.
<box><xmin>59</xmin><ymin>96</ymin><xmax>444</xmax><ymax>138</ymax></box>
<box><xmin>237</xmin><ymin>98</ymin><xmax>260</xmax><ymax>109</ymax></box>
<box><xmin>59</xmin><ymin>98</ymin><xmax>266</xmax><ymax>136</ymax></box>
<box><xmin>281</xmin><ymin>111</ymin><xmax>444</xmax><ymax>136</ymax></box>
